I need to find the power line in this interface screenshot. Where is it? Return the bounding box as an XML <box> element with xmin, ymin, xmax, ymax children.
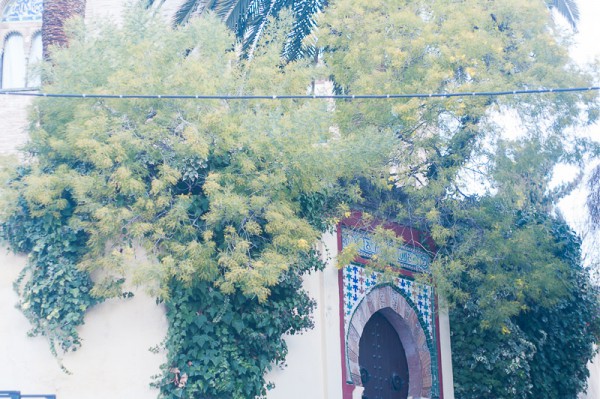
<box><xmin>0</xmin><ymin>86</ymin><xmax>599</xmax><ymax>100</ymax></box>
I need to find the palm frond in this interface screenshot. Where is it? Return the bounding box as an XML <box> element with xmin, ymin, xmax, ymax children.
<box><xmin>213</xmin><ymin>0</ymin><xmax>253</xmax><ymax>28</ymax></box>
<box><xmin>240</xmin><ymin>0</ymin><xmax>289</xmax><ymax>56</ymax></box>
<box><xmin>170</xmin><ymin>0</ymin><xmax>325</xmax><ymax>62</ymax></box>
<box><xmin>233</xmin><ymin>0</ymin><xmax>265</xmax><ymax>37</ymax></box>
<box><xmin>550</xmin><ymin>0</ymin><xmax>580</xmax><ymax>29</ymax></box>
<box><xmin>245</xmin><ymin>0</ymin><xmax>279</xmax><ymax>58</ymax></box>
<box><xmin>282</xmin><ymin>0</ymin><xmax>327</xmax><ymax>62</ymax></box>
<box><xmin>173</xmin><ymin>0</ymin><xmax>215</xmax><ymax>26</ymax></box>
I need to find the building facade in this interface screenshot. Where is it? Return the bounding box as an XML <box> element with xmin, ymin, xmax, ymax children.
<box><xmin>0</xmin><ymin>1</ymin><xmax>597</xmax><ymax>399</ymax></box>
<box><xmin>0</xmin><ymin>2</ymin><xmax>454</xmax><ymax>398</ymax></box>
<box><xmin>0</xmin><ymin>0</ymin><xmax>42</xmax><ymax>89</ymax></box>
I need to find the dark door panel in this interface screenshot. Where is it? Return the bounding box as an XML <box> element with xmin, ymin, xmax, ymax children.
<box><xmin>358</xmin><ymin>312</ymin><xmax>409</xmax><ymax>399</ymax></box>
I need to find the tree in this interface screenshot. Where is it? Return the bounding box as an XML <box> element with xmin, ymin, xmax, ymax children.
<box><xmin>158</xmin><ymin>0</ymin><xmax>579</xmax><ymax>64</ymax></box>
<box><xmin>549</xmin><ymin>0</ymin><xmax>579</xmax><ymax>29</ymax></box>
<box><xmin>445</xmin><ymin>139</ymin><xmax>600</xmax><ymax>399</ymax></box>
<box><xmin>317</xmin><ymin>0</ymin><xmax>597</xmax><ymax>273</ymax></box>
<box><xmin>42</xmin><ymin>0</ymin><xmax>86</xmax><ymax>59</ymax></box>
<box><xmin>318</xmin><ymin>0</ymin><xmax>599</xmax><ymax>395</ymax></box>
<box><xmin>1</xmin><ymin>0</ymin><xmax>598</xmax><ymax>397</ymax></box>
<box><xmin>148</xmin><ymin>0</ymin><xmax>327</xmax><ymax>61</ymax></box>
<box><xmin>0</xmin><ymin>8</ymin><xmax>392</xmax><ymax>397</ymax></box>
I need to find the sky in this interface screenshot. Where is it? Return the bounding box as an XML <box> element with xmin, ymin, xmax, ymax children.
<box><xmin>569</xmin><ymin>0</ymin><xmax>600</xmax><ymax>66</ymax></box>
<box><xmin>555</xmin><ymin>0</ymin><xmax>600</xmax><ymax>274</ymax></box>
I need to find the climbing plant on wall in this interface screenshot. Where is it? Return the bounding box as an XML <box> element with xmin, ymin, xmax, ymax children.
<box><xmin>1</xmin><ymin>172</ymin><xmax>100</xmax><ymax>355</ymax></box>
<box><xmin>318</xmin><ymin>0</ymin><xmax>600</xmax><ymax>396</ymax></box>
<box><xmin>444</xmin><ymin>142</ymin><xmax>600</xmax><ymax>399</ymax></box>
<box><xmin>1</xmin><ymin>0</ymin><xmax>600</xmax><ymax>398</ymax></box>
<box><xmin>0</xmin><ymin>8</ymin><xmax>391</xmax><ymax>397</ymax></box>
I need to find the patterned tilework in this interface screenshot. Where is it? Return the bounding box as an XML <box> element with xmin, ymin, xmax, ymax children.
<box><xmin>342</xmin><ymin>262</ymin><xmax>441</xmax><ymax>398</ymax></box>
<box><xmin>340</xmin><ymin>226</ymin><xmax>430</xmax><ymax>273</ymax></box>
<box><xmin>340</xmin><ymin>226</ymin><xmax>441</xmax><ymax>397</ymax></box>
<box><xmin>1</xmin><ymin>0</ymin><xmax>43</xmax><ymax>22</ymax></box>
<box><xmin>342</xmin><ymin>264</ymin><xmax>434</xmax><ymax>340</ymax></box>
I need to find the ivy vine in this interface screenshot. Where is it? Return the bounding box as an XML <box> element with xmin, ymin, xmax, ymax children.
<box><xmin>155</xmin><ymin>250</ymin><xmax>324</xmax><ymax>398</ymax></box>
<box><xmin>2</xmin><ymin>3</ymin><xmax>600</xmax><ymax>399</ymax></box>
<box><xmin>1</xmin><ymin>168</ymin><xmax>100</xmax><ymax>354</ymax></box>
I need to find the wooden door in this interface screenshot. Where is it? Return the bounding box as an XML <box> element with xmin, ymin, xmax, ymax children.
<box><xmin>358</xmin><ymin>312</ymin><xmax>409</xmax><ymax>399</ymax></box>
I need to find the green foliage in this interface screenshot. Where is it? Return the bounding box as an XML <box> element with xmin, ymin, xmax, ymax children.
<box><xmin>158</xmin><ymin>0</ymin><xmax>327</xmax><ymax>61</ymax></box>
<box><xmin>318</xmin><ymin>0</ymin><xmax>600</xmax><ymax>396</ymax></box>
<box><xmin>319</xmin><ymin>0</ymin><xmax>596</xmax><ymax>162</ymax></box>
<box><xmin>429</xmin><ymin>139</ymin><xmax>600</xmax><ymax>396</ymax></box>
<box><xmin>418</xmin><ymin>137</ymin><xmax>600</xmax><ymax>396</ymax></box>
<box><xmin>548</xmin><ymin>0</ymin><xmax>579</xmax><ymax>29</ymax></box>
<box><xmin>1</xmin><ymin>168</ymin><xmax>100</xmax><ymax>353</ymax></box>
<box><xmin>156</xmin><ymin>250</ymin><xmax>323</xmax><ymax>398</ymax></box>
<box><xmin>10</xmin><ymin>9</ymin><xmax>389</xmax><ymax>301</ymax></box>
<box><xmin>451</xmin><ymin>218</ymin><xmax>600</xmax><ymax>399</ymax></box>
<box><xmin>0</xmin><ymin>5</ymin><xmax>390</xmax><ymax>395</ymax></box>
<box><xmin>517</xmin><ymin>220</ymin><xmax>600</xmax><ymax>399</ymax></box>
<box><xmin>319</xmin><ymin>0</ymin><xmax>598</xmax><ymax>318</ymax></box>
<box><xmin>451</xmin><ymin>304</ymin><xmax>536</xmax><ymax>398</ymax></box>
<box><xmin>1</xmin><ymin>1</ymin><xmax>599</xmax><ymax>397</ymax></box>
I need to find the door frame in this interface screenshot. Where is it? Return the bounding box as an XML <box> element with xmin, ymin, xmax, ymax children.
<box><xmin>336</xmin><ymin>213</ymin><xmax>444</xmax><ymax>399</ymax></box>
<box><xmin>345</xmin><ymin>285</ymin><xmax>431</xmax><ymax>398</ymax></box>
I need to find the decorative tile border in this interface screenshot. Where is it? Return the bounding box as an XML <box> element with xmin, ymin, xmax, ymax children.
<box><xmin>342</xmin><ymin>264</ymin><xmax>440</xmax><ymax>398</ymax></box>
<box><xmin>341</xmin><ymin>226</ymin><xmax>430</xmax><ymax>273</ymax></box>
<box><xmin>342</xmin><ymin>264</ymin><xmax>433</xmax><ymax>339</ymax></box>
<box><xmin>340</xmin><ymin>225</ymin><xmax>441</xmax><ymax>398</ymax></box>
<box><xmin>2</xmin><ymin>0</ymin><xmax>42</xmax><ymax>22</ymax></box>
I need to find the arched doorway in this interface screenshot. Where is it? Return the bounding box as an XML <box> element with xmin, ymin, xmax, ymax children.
<box><xmin>359</xmin><ymin>311</ymin><xmax>409</xmax><ymax>399</ymax></box>
<box><xmin>345</xmin><ymin>285</ymin><xmax>433</xmax><ymax>398</ymax></box>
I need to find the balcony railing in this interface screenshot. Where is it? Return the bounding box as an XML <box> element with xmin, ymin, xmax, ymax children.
<box><xmin>0</xmin><ymin>391</ymin><xmax>56</xmax><ymax>399</ymax></box>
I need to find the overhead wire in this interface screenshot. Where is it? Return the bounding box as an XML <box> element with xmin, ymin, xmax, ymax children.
<box><xmin>1</xmin><ymin>86</ymin><xmax>598</xmax><ymax>100</ymax></box>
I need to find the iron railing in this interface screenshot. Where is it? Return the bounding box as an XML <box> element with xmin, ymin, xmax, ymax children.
<box><xmin>0</xmin><ymin>391</ymin><xmax>56</xmax><ymax>399</ymax></box>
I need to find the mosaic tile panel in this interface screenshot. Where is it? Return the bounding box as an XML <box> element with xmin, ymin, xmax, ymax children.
<box><xmin>342</xmin><ymin>263</ymin><xmax>434</xmax><ymax>340</ymax></box>
<box><xmin>2</xmin><ymin>0</ymin><xmax>43</xmax><ymax>22</ymax></box>
<box><xmin>340</xmin><ymin>226</ymin><xmax>441</xmax><ymax>397</ymax></box>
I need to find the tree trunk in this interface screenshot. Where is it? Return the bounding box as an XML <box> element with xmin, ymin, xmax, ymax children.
<box><xmin>42</xmin><ymin>0</ymin><xmax>86</xmax><ymax>59</ymax></box>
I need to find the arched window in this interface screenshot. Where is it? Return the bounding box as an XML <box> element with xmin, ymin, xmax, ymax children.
<box><xmin>1</xmin><ymin>33</ymin><xmax>26</xmax><ymax>89</ymax></box>
<box><xmin>27</xmin><ymin>32</ymin><xmax>42</xmax><ymax>87</ymax></box>
<box><xmin>1</xmin><ymin>0</ymin><xmax>43</xmax><ymax>22</ymax></box>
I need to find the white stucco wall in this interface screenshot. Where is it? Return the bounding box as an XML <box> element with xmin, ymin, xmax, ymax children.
<box><xmin>438</xmin><ymin>308</ymin><xmax>455</xmax><ymax>399</ymax></box>
<box><xmin>2</xmin><ymin>14</ymin><xmax>172</xmax><ymax>393</ymax></box>
<box><xmin>580</xmin><ymin>350</ymin><xmax>600</xmax><ymax>399</ymax></box>
<box><xmin>0</xmin><ymin>249</ymin><xmax>168</xmax><ymax>398</ymax></box>
<box><xmin>266</xmin><ymin>231</ymin><xmax>344</xmax><ymax>399</ymax></box>
<box><xmin>0</xmin><ymin>96</ymin><xmax>31</xmax><ymax>155</ymax></box>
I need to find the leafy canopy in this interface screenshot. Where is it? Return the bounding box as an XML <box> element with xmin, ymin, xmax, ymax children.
<box><xmin>149</xmin><ymin>0</ymin><xmax>328</xmax><ymax>61</ymax></box>
<box><xmin>1</xmin><ymin>0</ymin><xmax>599</xmax><ymax>397</ymax></box>
<box><xmin>0</xmin><ymin>7</ymin><xmax>393</xmax><ymax>397</ymax></box>
<box><xmin>318</xmin><ymin>0</ymin><xmax>598</xmax><ymax>317</ymax></box>
<box><xmin>3</xmin><ymin>9</ymin><xmax>391</xmax><ymax>301</ymax></box>
<box><xmin>318</xmin><ymin>1</ymin><xmax>600</xmax><ymax>395</ymax></box>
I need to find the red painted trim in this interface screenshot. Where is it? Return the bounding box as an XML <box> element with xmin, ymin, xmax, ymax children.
<box><xmin>340</xmin><ymin>210</ymin><xmax>437</xmax><ymax>253</ymax></box>
<box><xmin>434</xmin><ymin>293</ymin><xmax>445</xmax><ymax>399</ymax></box>
<box><xmin>338</xmin><ymin>212</ymin><xmax>425</xmax><ymax>278</ymax></box>
<box><xmin>337</xmin><ymin>227</ymin><xmax>354</xmax><ymax>399</ymax></box>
